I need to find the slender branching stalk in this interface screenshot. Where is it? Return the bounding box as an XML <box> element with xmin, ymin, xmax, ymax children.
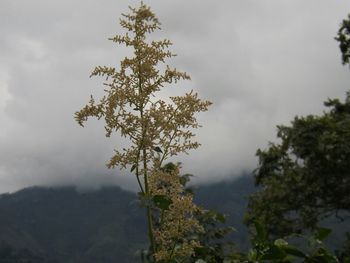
<box><xmin>75</xmin><ymin>2</ymin><xmax>211</xmax><ymax>261</ymax></box>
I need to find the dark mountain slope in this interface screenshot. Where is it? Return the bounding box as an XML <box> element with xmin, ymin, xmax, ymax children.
<box><xmin>0</xmin><ymin>175</ymin><xmax>347</xmax><ymax>262</ymax></box>
<box><xmin>0</xmin><ymin>186</ymin><xmax>147</xmax><ymax>263</ymax></box>
<box><xmin>194</xmin><ymin>175</ymin><xmax>256</xmax><ymax>250</ymax></box>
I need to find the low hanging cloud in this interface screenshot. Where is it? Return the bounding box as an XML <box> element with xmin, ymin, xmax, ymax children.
<box><xmin>1</xmin><ymin>0</ymin><xmax>350</xmax><ymax>193</ymax></box>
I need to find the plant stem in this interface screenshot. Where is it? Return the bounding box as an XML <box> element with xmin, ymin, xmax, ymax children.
<box><xmin>135</xmin><ymin>149</ymin><xmax>145</xmax><ymax>194</ymax></box>
<box><xmin>138</xmin><ymin>59</ymin><xmax>156</xmax><ymax>256</ymax></box>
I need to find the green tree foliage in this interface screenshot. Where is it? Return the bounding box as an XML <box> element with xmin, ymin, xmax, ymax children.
<box><xmin>336</xmin><ymin>233</ymin><xmax>350</xmax><ymax>262</ymax></box>
<box><xmin>75</xmin><ymin>2</ymin><xmax>211</xmax><ymax>261</ymax></box>
<box><xmin>336</xmin><ymin>14</ymin><xmax>350</xmax><ymax>65</ymax></box>
<box><xmin>240</xmin><ymin>222</ymin><xmax>339</xmax><ymax>263</ymax></box>
<box><xmin>245</xmin><ymin>92</ymin><xmax>350</xmax><ymax>237</ymax></box>
<box><xmin>192</xmin><ymin>209</ymin><xmax>236</xmax><ymax>262</ymax></box>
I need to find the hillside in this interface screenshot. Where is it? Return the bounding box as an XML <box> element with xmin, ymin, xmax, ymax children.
<box><xmin>0</xmin><ymin>186</ymin><xmax>147</xmax><ymax>262</ymax></box>
<box><xmin>0</xmin><ymin>175</ymin><xmax>348</xmax><ymax>262</ymax></box>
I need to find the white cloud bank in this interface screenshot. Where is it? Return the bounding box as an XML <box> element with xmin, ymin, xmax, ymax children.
<box><xmin>1</xmin><ymin>0</ymin><xmax>350</xmax><ymax>192</ymax></box>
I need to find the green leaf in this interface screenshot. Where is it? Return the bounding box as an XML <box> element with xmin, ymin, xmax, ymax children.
<box><xmin>153</xmin><ymin>146</ymin><xmax>163</xmax><ymax>153</ymax></box>
<box><xmin>284</xmin><ymin>245</ymin><xmax>307</xmax><ymax>258</ymax></box>
<box><xmin>215</xmin><ymin>213</ymin><xmax>226</xmax><ymax>223</ymax></box>
<box><xmin>130</xmin><ymin>164</ymin><xmax>137</xmax><ymax>172</ymax></box>
<box><xmin>247</xmin><ymin>249</ymin><xmax>257</xmax><ymax>261</ymax></box>
<box><xmin>274</xmin><ymin>238</ymin><xmax>288</xmax><ymax>247</ymax></box>
<box><xmin>310</xmin><ymin>253</ymin><xmax>338</xmax><ymax>263</ymax></box>
<box><xmin>194</xmin><ymin>246</ymin><xmax>211</xmax><ymax>256</ymax></box>
<box><xmin>152</xmin><ymin>195</ymin><xmax>172</xmax><ymax>210</ymax></box>
<box><xmin>179</xmin><ymin>174</ymin><xmax>192</xmax><ymax>186</ymax></box>
<box><xmin>315</xmin><ymin>227</ymin><xmax>332</xmax><ymax>241</ymax></box>
<box><xmin>261</xmin><ymin>245</ymin><xmax>287</xmax><ymax>260</ymax></box>
<box><xmin>254</xmin><ymin>220</ymin><xmax>267</xmax><ymax>241</ymax></box>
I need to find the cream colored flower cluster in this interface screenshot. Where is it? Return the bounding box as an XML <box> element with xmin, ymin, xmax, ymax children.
<box><xmin>75</xmin><ymin>2</ymin><xmax>211</xmax><ymax>260</ymax></box>
<box><xmin>149</xmin><ymin>165</ymin><xmax>203</xmax><ymax>261</ymax></box>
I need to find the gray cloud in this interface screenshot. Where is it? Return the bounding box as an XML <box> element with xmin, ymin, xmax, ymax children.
<box><xmin>1</xmin><ymin>0</ymin><xmax>350</xmax><ymax>193</ymax></box>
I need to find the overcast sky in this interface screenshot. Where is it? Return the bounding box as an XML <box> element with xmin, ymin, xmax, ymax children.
<box><xmin>1</xmin><ymin>0</ymin><xmax>350</xmax><ymax>193</ymax></box>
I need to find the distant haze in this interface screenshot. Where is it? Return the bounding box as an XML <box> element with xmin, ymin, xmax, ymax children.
<box><xmin>1</xmin><ymin>0</ymin><xmax>350</xmax><ymax>193</ymax></box>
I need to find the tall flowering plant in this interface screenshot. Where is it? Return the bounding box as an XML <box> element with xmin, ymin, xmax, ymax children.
<box><xmin>75</xmin><ymin>2</ymin><xmax>211</xmax><ymax>261</ymax></box>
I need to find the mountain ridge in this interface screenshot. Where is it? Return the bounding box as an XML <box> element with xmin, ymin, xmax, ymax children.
<box><xmin>0</xmin><ymin>175</ymin><xmax>347</xmax><ymax>262</ymax></box>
